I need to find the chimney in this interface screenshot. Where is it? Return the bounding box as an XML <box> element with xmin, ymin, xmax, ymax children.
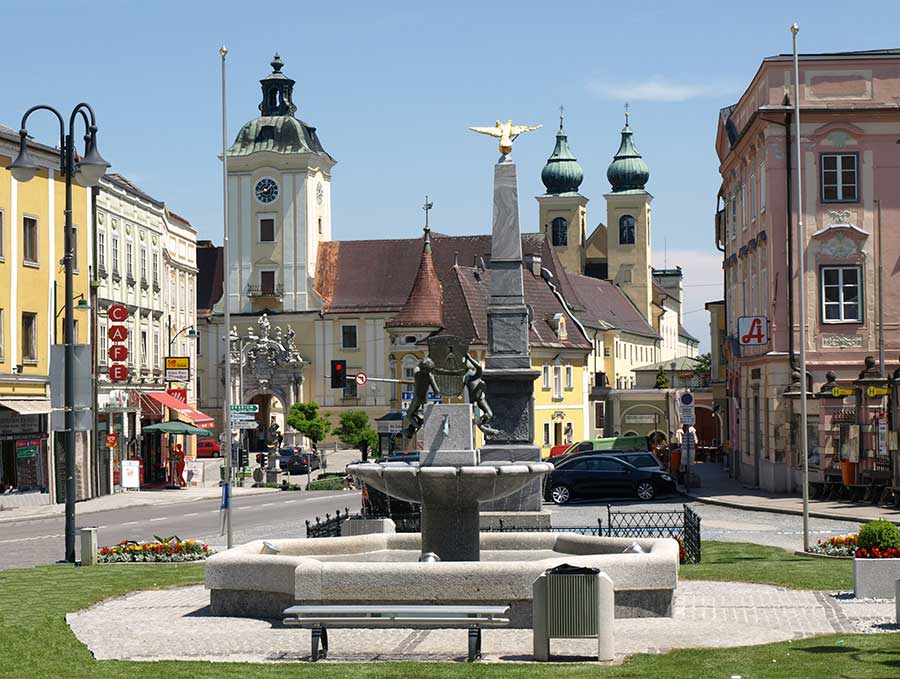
<box><xmin>524</xmin><ymin>253</ymin><xmax>542</xmax><ymax>276</ymax></box>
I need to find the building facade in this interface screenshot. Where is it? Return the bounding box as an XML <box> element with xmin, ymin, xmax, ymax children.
<box><xmin>714</xmin><ymin>49</ymin><xmax>900</xmax><ymax>491</ymax></box>
<box><xmin>0</xmin><ymin>124</ymin><xmax>92</xmax><ymax>505</ymax></box>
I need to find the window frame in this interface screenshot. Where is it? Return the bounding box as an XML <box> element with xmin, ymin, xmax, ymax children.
<box><xmin>341</xmin><ymin>324</ymin><xmax>359</xmax><ymax>350</ymax></box>
<box><xmin>97</xmin><ymin>230</ymin><xmax>106</xmax><ymax>272</ymax></box>
<box><xmin>552</xmin><ymin>364</ymin><xmax>562</xmax><ymax>400</ymax></box>
<box><xmin>343</xmin><ymin>378</ymin><xmax>358</xmax><ymax>399</ymax></box>
<box><xmin>0</xmin><ymin>208</ymin><xmax>4</xmax><ymax>260</ymax></box>
<box><xmin>22</xmin><ymin>215</ymin><xmax>39</xmax><ymax>266</ymax></box>
<box><xmin>258</xmin><ymin>214</ymin><xmax>276</xmax><ymax>243</ymax></box>
<box><xmin>618</xmin><ymin>214</ymin><xmax>636</xmax><ymax>245</ymax></box>
<box><xmin>260</xmin><ymin>269</ymin><xmax>277</xmax><ymax>294</ymax></box>
<box><xmin>111</xmin><ymin>235</ymin><xmax>119</xmax><ymax>275</ymax></box>
<box><xmin>542</xmin><ymin>422</ymin><xmax>551</xmax><ymax>446</ymax></box>
<box><xmin>551</xmin><ymin>217</ymin><xmax>568</xmax><ymax>246</ymax></box>
<box><xmin>542</xmin><ymin>364</ymin><xmax>551</xmax><ymax>389</ymax></box>
<box><xmin>820</xmin><ymin>153</ymin><xmax>859</xmax><ymax>204</ymax></box>
<box><xmin>125</xmin><ymin>241</ymin><xmax>134</xmax><ymax>281</ymax></box>
<box><xmin>820</xmin><ymin>264</ymin><xmax>863</xmax><ymax>324</ymax></box>
<box><xmin>21</xmin><ymin>311</ymin><xmax>37</xmax><ymax>363</ymax></box>
<box><xmin>565</xmin><ymin>364</ymin><xmax>573</xmax><ymax>390</ymax></box>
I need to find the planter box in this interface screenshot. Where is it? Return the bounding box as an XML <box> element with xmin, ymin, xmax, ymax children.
<box><xmin>853</xmin><ymin>557</ymin><xmax>900</xmax><ymax>599</ymax></box>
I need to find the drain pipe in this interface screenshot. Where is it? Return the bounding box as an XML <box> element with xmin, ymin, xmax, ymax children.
<box><xmin>784</xmin><ymin>106</ymin><xmax>799</xmax><ymax>374</ymax></box>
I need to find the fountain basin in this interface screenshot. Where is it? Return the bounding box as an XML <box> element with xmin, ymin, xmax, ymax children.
<box><xmin>205</xmin><ymin>532</ymin><xmax>679</xmax><ymax>627</ymax></box>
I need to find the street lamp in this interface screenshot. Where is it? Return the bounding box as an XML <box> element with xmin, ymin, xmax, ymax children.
<box><xmin>7</xmin><ymin>103</ymin><xmax>110</xmax><ymax>564</ymax></box>
<box><xmin>168</xmin><ymin>322</ymin><xmax>198</xmax><ymax>354</ymax></box>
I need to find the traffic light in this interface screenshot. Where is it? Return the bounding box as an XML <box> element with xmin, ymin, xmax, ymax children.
<box><xmin>330</xmin><ymin>359</ymin><xmax>347</xmax><ymax>389</ymax></box>
<box><xmin>256</xmin><ymin>453</ymin><xmax>267</xmax><ymax>466</ymax></box>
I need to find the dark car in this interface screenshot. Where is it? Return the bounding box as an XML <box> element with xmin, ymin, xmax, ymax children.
<box><xmin>278</xmin><ymin>448</ymin><xmax>321</xmax><ymax>475</ymax></box>
<box><xmin>543</xmin><ymin>454</ymin><xmax>675</xmax><ymax>504</ymax></box>
<box><xmin>359</xmin><ymin>453</ymin><xmax>420</xmax><ymax>517</ymax></box>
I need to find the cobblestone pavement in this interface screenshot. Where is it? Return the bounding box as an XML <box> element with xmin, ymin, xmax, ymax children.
<box><xmin>66</xmin><ymin>581</ymin><xmax>898</xmax><ymax>664</ymax></box>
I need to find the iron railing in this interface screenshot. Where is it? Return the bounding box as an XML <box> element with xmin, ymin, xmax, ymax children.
<box><xmin>305</xmin><ymin>507</ymin><xmax>351</xmax><ymax>538</ymax></box>
<box><xmin>601</xmin><ymin>503</ymin><xmax>701</xmax><ymax>563</ymax></box>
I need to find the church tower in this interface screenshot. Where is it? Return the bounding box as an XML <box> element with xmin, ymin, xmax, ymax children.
<box><xmin>223</xmin><ymin>53</ymin><xmax>336</xmax><ymax>314</ymax></box>
<box><xmin>536</xmin><ymin>112</ymin><xmax>588</xmax><ymax>274</ymax></box>
<box><xmin>605</xmin><ymin>109</ymin><xmax>653</xmax><ymax>321</ymax></box>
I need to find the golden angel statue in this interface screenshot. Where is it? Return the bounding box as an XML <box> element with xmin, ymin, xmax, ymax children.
<box><xmin>469</xmin><ymin>119</ymin><xmax>542</xmax><ymax>156</ymax></box>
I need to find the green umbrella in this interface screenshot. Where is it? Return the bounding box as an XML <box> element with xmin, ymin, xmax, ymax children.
<box><xmin>142</xmin><ymin>421</ymin><xmax>215</xmax><ymax>436</ymax></box>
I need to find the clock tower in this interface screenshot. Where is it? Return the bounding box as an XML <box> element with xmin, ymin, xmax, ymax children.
<box><xmin>223</xmin><ymin>53</ymin><xmax>336</xmax><ymax>314</ymax></box>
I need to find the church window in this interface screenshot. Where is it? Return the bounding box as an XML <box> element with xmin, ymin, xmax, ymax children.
<box><xmin>619</xmin><ymin>215</ymin><xmax>636</xmax><ymax>245</ymax></box>
<box><xmin>551</xmin><ymin>217</ymin><xmax>568</xmax><ymax>246</ymax></box>
<box><xmin>259</xmin><ymin>217</ymin><xmax>275</xmax><ymax>243</ymax></box>
<box><xmin>318</xmin><ymin>217</ymin><xmax>323</xmax><ymax>235</ymax></box>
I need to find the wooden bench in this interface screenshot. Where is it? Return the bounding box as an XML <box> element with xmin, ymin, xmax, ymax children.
<box><xmin>283</xmin><ymin>604</ymin><xmax>511</xmax><ymax>662</ymax></box>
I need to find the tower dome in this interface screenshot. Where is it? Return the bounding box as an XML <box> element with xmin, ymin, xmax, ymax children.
<box><xmin>541</xmin><ymin>115</ymin><xmax>584</xmax><ymax>194</ymax></box>
<box><xmin>607</xmin><ymin>109</ymin><xmax>649</xmax><ymax>192</ymax></box>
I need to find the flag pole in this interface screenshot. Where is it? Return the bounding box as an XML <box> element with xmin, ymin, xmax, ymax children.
<box><xmin>220</xmin><ymin>45</ymin><xmax>233</xmax><ymax>549</ymax></box>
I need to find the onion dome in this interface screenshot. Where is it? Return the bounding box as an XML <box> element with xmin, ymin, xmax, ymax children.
<box><xmin>607</xmin><ymin>110</ymin><xmax>649</xmax><ymax>192</ymax></box>
<box><xmin>541</xmin><ymin>116</ymin><xmax>584</xmax><ymax>194</ymax></box>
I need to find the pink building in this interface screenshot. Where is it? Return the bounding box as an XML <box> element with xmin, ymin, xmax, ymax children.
<box><xmin>713</xmin><ymin>49</ymin><xmax>900</xmax><ymax>493</ymax></box>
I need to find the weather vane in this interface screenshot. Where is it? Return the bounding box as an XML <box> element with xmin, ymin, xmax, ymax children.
<box><xmin>469</xmin><ymin>119</ymin><xmax>542</xmax><ymax>158</ymax></box>
<box><xmin>423</xmin><ymin>195</ymin><xmax>433</xmax><ymax>229</ymax></box>
<box><xmin>624</xmin><ymin>102</ymin><xmax>630</xmax><ymax>126</ymax></box>
<box><xmin>559</xmin><ymin>104</ymin><xmax>565</xmax><ymax>127</ymax></box>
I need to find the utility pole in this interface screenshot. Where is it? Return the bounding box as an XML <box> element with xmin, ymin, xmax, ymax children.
<box><xmin>220</xmin><ymin>46</ymin><xmax>233</xmax><ymax>549</ymax></box>
<box><xmin>791</xmin><ymin>23</ymin><xmax>811</xmax><ymax>552</ymax></box>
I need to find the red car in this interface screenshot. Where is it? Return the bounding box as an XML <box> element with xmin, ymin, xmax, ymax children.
<box><xmin>549</xmin><ymin>444</ymin><xmax>573</xmax><ymax>459</ymax></box>
<box><xmin>196</xmin><ymin>438</ymin><xmax>222</xmax><ymax>458</ymax></box>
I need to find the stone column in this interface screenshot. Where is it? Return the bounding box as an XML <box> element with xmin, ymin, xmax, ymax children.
<box><xmin>480</xmin><ymin>158</ymin><xmax>543</xmax><ymax>512</ymax></box>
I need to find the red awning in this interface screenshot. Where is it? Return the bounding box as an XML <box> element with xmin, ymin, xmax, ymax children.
<box><xmin>146</xmin><ymin>392</ymin><xmax>215</xmax><ymax>429</ymax></box>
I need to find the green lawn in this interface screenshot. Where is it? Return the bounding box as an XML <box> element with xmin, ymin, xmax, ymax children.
<box><xmin>681</xmin><ymin>541</ymin><xmax>854</xmax><ymax>591</ymax></box>
<box><xmin>0</xmin><ymin>542</ymin><xmax>892</xmax><ymax>679</ymax></box>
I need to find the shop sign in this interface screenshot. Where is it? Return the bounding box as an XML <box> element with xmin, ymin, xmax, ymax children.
<box><xmin>0</xmin><ymin>413</ymin><xmax>40</xmax><ymax>437</ymax></box>
<box><xmin>109</xmin><ymin>364</ymin><xmax>128</xmax><ymax>382</ymax></box>
<box><xmin>167</xmin><ymin>388</ymin><xmax>188</xmax><ymax>403</ymax></box>
<box><xmin>866</xmin><ymin>386</ymin><xmax>890</xmax><ymax>398</ymax></box>
<box><xmin>165</xmin><ymin>357</ymin><xmax>190</xmax><ymax>382</ymax></box>
<box><xmin>15</xmin><ymin>439</ymin><xmax>40</xmax><ymax>459</ymax></box>
<box><xmin>876</xmin><ymin>413</ymin><xmax>888</xmax><ymax>457</ymax></box>
<box><xmin>108</xmin><ymin>304</ymin><xmax>128</xmax><ymax>323</ymax></box>
<box><xmin>832</xmin><ymin>387</ymin><xmax>855</xmax><ymax>398</ymax></box>
<box><xmin>738</xmin><ymin>316</ymin><xmax>768</xmax><ymax>345</ymax></box>
<box><xmin>105</xmin><ymin>433</ymin><xmax>118</xmax><ymax>448</ymax></box>
<box><xmin>109</xmin><ymin>345</ymin><xmax>128</xmax><ymax>362</ymax></box>
<box><xmin>108</xmin><ymin>325</ymin><xmax>128</xmax><ymax>342</ymax></box>
<box><xmin>121</xmin><ymin>460</ymin><xmax>141</xmax><ymax>489</ymax></box>
<box><xmin>624</xmin><ymin>414</ymin><xmax>656</xmax><ymax>424</ymax></box>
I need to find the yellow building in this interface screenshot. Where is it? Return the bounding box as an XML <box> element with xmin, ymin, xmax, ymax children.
<box><xmin>0</xmin><ymin>125</ymin><xmax>91</xmax><ymax>503</ymax></box>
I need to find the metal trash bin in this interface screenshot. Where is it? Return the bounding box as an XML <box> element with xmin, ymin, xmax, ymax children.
<box><xmin>532</xmin><ymin>564</ymin><xmax>614</xmax><ymax>661</ymax></box>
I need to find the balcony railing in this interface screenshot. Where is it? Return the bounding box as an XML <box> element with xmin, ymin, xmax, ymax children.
<box><xmin>247</xmin><ymin>284</ymin><xmax>283</xmax><ymax>299</ymax></box>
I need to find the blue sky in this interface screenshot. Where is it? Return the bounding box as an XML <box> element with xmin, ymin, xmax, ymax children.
<box><xmin>4</xmin><ymin>0</ymin><xmax>900</xmax><ymax>348</ymax></box>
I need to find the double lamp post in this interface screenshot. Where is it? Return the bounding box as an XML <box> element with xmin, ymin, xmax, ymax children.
<box><xmin>7</xmin><ymin>103</ymin><xmax>110</xmax><ymax>564</ymax></box>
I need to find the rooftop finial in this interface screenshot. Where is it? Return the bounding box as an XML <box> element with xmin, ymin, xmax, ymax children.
<box><xmin>624</xmin><ymin>102</ymin><xmax>630</xmax><ymax>127</ymax></box>
<box><xmin>271</xmin><ymin>53</ymin><xmax>284</xmax><ymax>72</ymax></box>
<box><xmin>422</xmin><ymin>195</ymin><xmax>434</xmax><ymax>253</ymax></box>
<box><xmin>559</xmin><ymin>104</ymin><xmax>565</xmax><ymax>130</ymax></box>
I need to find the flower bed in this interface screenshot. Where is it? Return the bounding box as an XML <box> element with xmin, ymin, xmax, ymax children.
<box><xmin>852</xmin><ymin>520</ymin><xmax>900</xmax><ymax>598</ymax></box>
<box><xmin>808</xmin><ymin>534</ymin><xmax>857</xmax><ymax>557</ymax></box>
<box><xmin>98</xmin><ymin>536</ymin><xmax>214</xmax><ymax>563</ymax></box>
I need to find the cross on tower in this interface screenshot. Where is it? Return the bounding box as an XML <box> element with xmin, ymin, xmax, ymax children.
<box><xmin>422</xmin><ymin>195</ymin><xmax>434</xmax><ymax>229</ymax></box>
<box><xmin>559</xmin><ymin>104</ymin><xmax>565</xmax><ymax>128</ymax></box>
<box><xmin>624</xmin><ymin>102</ymin><xmax>630</xmax><ymax>126</ymax></box>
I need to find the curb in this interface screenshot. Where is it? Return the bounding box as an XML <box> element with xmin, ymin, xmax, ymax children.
<box><xmin>0</xmin><ymin>487</ymin><xmax>281</xmax><ymax>525</ymax></box>
<box><xmin>684</xmin><ymin>492</ymin><xmax>900</xmax><ymax>526</ymax></box>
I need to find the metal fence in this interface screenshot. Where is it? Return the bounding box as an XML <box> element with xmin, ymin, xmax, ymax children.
<box><xmin>305</xmin><ymin>507</ymin><xmax>351</xmax><ymax>538</ymax></box>
<box><xmin>601</xmin><ymin>504</ymin><xmax>701</xmax><ymax>563</ymax></box>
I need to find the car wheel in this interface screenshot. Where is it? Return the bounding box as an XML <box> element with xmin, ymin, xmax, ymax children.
<box><xmin>636</xmin><ymin>481</ymin><xmax>656</xmax><ymax>501</ymax></box>
<box><xmin>550</xmin><ymin>484</ymin><xmax>571</xmax><ymax>505</ymax></box>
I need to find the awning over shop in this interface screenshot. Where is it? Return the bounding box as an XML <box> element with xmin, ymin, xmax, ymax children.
<box><xmin>0</xmin><ymin>399</ymin><xmax>52</xmax><ymax>415</ymax></box>
<box><xmin>145</xmin><ymin>392</ymin><xmax>215</xmax><ymax>429</ymax></box>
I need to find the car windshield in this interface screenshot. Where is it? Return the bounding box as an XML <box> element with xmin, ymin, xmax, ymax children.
<box><xmin>618</xmin><ymin>453</ymin><xmax>660</xmax><ymax>468</ymax></box>
<box><xmin>279</xmin><ymin>448</ymin><xmax>295</xmax><ymax>456</ymax></box>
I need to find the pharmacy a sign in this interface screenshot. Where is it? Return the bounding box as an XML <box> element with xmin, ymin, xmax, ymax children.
<box><xmin>738</xmin><ymin>316</ymin><xmax>768</xmax><ymax>346</ymax></box>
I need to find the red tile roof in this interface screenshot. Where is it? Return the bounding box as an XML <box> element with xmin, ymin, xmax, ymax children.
<box><xmin>568</xmin><ymin>274</ymin><xmax>659</xmax><ymax>339</ymax></box>
<box><xmin>385</xmin><ymin>231</ymin><xmax>443</xmax><ymax>328</ymax></box>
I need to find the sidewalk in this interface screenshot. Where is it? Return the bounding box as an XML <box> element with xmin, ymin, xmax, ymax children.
<box><xmin>0</xmin><ymin>486</ymin><xmax>280</xmax><ymax>524</ymax></box>
<box><xmin>684</xmin><ymin>462</ymin><xmax>900</xmax><ymax>525</ymax></box>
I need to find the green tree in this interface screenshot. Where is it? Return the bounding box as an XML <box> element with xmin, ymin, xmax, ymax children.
<box><xmin>334</xmin><ymin>410</ymin><xmax>379</xmax><ymax>454</ymax></box>
<box><xmin>654</xmin><ymin>367</ymin><xmax>671</xmax><ymax>389</ymax></box>
<box><xmin>691</xmin><ymin>353</ymin><xmax>712</xmax><ymax>384</ymax></box>
<box><xmin>286</xmin><ymin>401</ymin><xmax>331</xmax><ymax>447</ymax></box>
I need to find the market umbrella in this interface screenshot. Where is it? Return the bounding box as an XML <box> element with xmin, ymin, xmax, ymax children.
<box><xmin>141</xmin><ymin>421</ymin><xmax>215</xmax><ymax>437</ymax></box>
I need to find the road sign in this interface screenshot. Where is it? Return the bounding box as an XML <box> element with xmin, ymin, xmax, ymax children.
<box><xmin>832</xmin><ymin>387</ymin><xmax>855</xmax><ymax>398</ymax></box>
<box><xmin>165</xmin><ymin>356</ymin><xmax>190</xmax><ymax>382</ymax></box>
<box><xmin>105</xmin><ymin>433</ymin><xmax>118</xmax><ymax>448</ymax></box>
<box><xmin>355</xmin><ymin>371</ymin><xmax>368</xmax><ymax>386</ymax></box>
<box><xmin>866</xmin><ymin>386</ymin><xmax>890</xmax><ymax>398</ymax></box>
<box><xmin>738</xmin><ymin>316</ymin><xmax>768</xmax><ymax>346</ymax></box>
<box><xmin>231</xmin><ymin>420</ymin><xmax>259</xmax><ymax>430</ymax></box>
<box><xmin>108</xmin><ymin>325</ymin><xmax>128</xmax><ymax>342</ymax></box>
<box><xmin>679</xmin><ymin>391</ymin><xmax>696</xmax><ymax>426</ymax></box>
<box><xmin>15</xmin><ymin>439</ymin><xmax>39</xmax><ymax>459</ymax></box>
<box><xmin>231</xmin><ymin>404</ymin><xmax>259</xmax><ymax>413</ymax></box>
<box><xmin>109</xmin><ymin>364</ymin><xmax>128</xmax><ymax>382</ymax></box>
<box><xmin>230</xmin><ymin>412</ymin><xmax>256</xmax><ymax>421</ymax></box>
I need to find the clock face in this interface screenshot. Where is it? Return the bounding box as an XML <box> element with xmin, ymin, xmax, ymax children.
<box><xmin>255</xmin><ymin>177</ymin><xmax>279</xmax><ymax>204</ymax></box>
<box><xmin>316</xmin><ymin>181</ymin><xmax>324</xmax><ymax>206</ymax></box>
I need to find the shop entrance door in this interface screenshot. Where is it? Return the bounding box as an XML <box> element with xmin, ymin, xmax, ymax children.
<box><xmin>0</xmin><ymin>441</ymin><xmax>16</xmax><ymax>490</ymax></box>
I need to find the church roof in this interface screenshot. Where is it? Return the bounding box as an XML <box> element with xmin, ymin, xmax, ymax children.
<box><xmin>227</xmin><ymin>54</ymin><xmax>334</xmax><ymax>161</ymax></box>
<box><xmin>607</xmin><ymin>111</ymin><xmax>650</xmax><ymax>193</ymax></box>
<box><xmin>541</xmin><ymin>117</ymin><xmax>584</xmax><ymax>195</ymax></box>
<box><xmin>567</xmin><ymin>274</ymin><xmax>659</xmax><ymax>340</ymax></box>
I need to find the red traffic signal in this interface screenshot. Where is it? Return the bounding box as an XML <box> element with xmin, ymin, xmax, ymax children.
<box><xmin>330</xmin><ymin>359</ymin><xmax>347</xmax><ymax>389</ymax></box>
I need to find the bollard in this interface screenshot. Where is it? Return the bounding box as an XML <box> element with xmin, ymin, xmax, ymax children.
<box><xmin>597</xmin><ymin>572</ymin><xmax>615</xmax><ymax>662</ymax></box>
<box><xmin>80</xmin><ymin>527</ymin><xmax>98</xmax><ymax>567</ymax></box>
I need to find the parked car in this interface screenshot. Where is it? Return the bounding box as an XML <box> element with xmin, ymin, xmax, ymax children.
<box><xmin>547</xmin><ymin>444</ymin><xmax>571</xmax><ymax>459</ymax></box>
<box><xmin>551</xmin><ymin>435</ymin><xmax>649</xmax><ymax>458</ymax></box>
<box><xmin>359</xmin><ymin>452</ymin><xmax>420</xmax><ymax>517</ymax></box>
<box><xmin>278</xmin><ymin>448</ymin><xmax>321</xmax><ymax>475</ymax></box>
<box><xmin>543</xmin><ymin>453</ymin><xmax>675</xmax><ymax>504</ymax></box>
<box><xmin>196</xmin><ymin>438</ymin><xmax>222</xmax><ymax>458</ymax></box>
<box><xmin>605</xmin><ymin>451</ymin><xmax>664</xmax><ymax>471</ymax></box>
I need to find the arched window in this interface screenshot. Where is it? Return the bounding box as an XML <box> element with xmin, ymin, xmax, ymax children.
<box><xmin>619</xmin><ymin>215</ymin><xmax>636</xmax><ymax>245</ymax></box>
<box><xmin>551</xmin><ymin>217</ymin><xmax>568</xmax><ymax>246</ymax></box>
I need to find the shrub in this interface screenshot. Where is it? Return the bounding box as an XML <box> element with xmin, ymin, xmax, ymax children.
<box><xmin>857</xmin><ymin>520</ymin><xmax>900</xmax><ymax>551</ymax></box>
<box><xmin>307</xmin><ymin>476</ymin><xmax>345</xmax><ymax>491</ymax></box>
